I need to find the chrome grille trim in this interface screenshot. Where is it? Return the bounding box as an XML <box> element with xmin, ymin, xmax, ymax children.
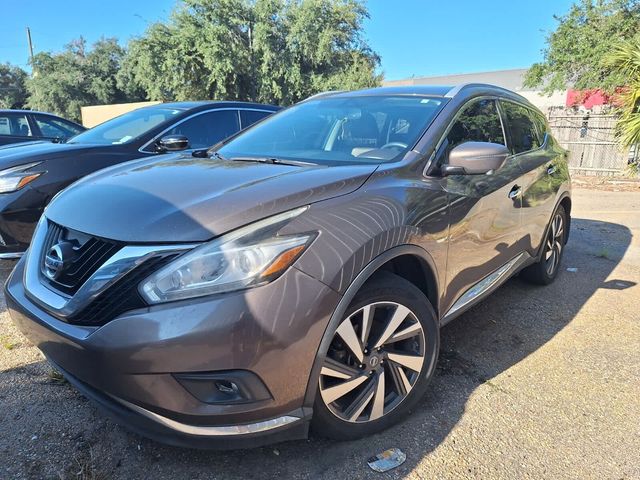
<box><xmin>23</xmin><ymin>216</ymin><xmax>197</xmax><ymax>318</ymax></box>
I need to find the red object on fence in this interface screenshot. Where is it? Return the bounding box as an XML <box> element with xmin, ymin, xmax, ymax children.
<box><xmin>566</xmin><ymin>88</ymin><xmax>626</xmax><ymax>108</ymax></box>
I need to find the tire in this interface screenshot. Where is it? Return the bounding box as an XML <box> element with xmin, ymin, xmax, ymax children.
<box><xmin>521</xmin><ymin>205</ymin><xmax>567</xmax><ymax>285</ymax></box>
<box><xmin>311</xmin><ymin>271</ymin><xmax>439</xmax><ymax>440</ymax></box>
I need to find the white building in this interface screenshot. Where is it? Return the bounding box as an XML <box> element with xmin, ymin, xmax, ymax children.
<box><xmin>383</xmin><ymin>68</ymin><xmax>567</xmax><ymax>111</ymax></box>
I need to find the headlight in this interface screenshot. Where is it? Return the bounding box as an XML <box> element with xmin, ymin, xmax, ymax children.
<box><xmin>139</xmin><ymin>206</ymin><xmax>314</xmax><ymax>303</ymax></box>
<box><xmin>0</xmin><ymin>162</ymin><xmax>44</xmax><ymax>193</ymax></box>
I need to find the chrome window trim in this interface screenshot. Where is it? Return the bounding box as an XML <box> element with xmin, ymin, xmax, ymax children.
<box><xmin>23</xmin><ymin>216</ymin><xmax>196</xmax><ymax>318</ymax></box>
<box><xmin>138</xmin><ymin>107</ymin><xmax>275</xmax><ymax>154</ymax></box>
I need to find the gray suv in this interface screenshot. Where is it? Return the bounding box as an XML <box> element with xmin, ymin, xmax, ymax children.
<box><xmin>6</xmin><ymin>84</ymin><xmax>571</xmax><ymax>448</ymax></box>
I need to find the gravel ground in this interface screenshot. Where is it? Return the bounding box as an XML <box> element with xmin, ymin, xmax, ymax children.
<box><xmin>0</xmin><ymin>188</ymin><xmax>639</xmax><ymax>480</ymax></box>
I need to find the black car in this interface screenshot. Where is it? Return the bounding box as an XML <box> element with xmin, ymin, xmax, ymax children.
<box><xmin>0</xmin><ymin>110</ymin><xmax>86</xmax><ymax>147</ymax></box>
<box><xmin>0</xmin><ymin>101</ymin><xmax>279</xmax><ymax>258</ymax></box>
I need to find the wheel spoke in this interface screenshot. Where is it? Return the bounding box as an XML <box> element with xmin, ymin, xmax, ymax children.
<box><xmin>336</xmin><ymin>317</ymin><xmax>364</xmax><ymax>362</ymax></box>
<box><xmin>321</xmin><ymin>357</ymin><xmax>360</xmax><ymax>380</ymax></box>
<box><xmin>387</xmin><ymin>322</ymin><xmax>422</xmax><ymax>343</ymax></box>
<box><xmin>547</xmin><ymin>250</ymin><xmax>556</xmax><ymax>274</ymax></box>
<box><xmin>360</xmin><ymin>304</ymin><xmax>374</xmax><ymax>345</ymax></box>
<box><xmin>370</xmin><ymin>371</ymin><xmax>386</xmax><ymax>420</ymax></box>
<box><xmin>344</xmin><ymin>382</ymin><xmax>375</xmax><ymax>421</ymax></box>
<box><xmin>555</xmin><ymin>240</ymin><xmax>563</xmax><ymax>256</ymax></box>
<box><xmin>374</xmin><ymin>305</ymin><xmax>411</xmax><ymax>349</ymax></box>
<box><xmin>398</xmin><ymin>367</ymin><xmax>412</xmax><ymax>393</ymax></box>
<box><xmin>387</xmin><ymin>359</ymin><xmax>411</xmax><ymax>396</ymax></box>
<box><xmin>320</xmin><ymin>374</ymin><xmax>368</xmax><ymax>404</ymax></box>
<box><xmin>387</xmin><ymin>352</ymin><xmax>424</xmax><ymax>372</ymax></box>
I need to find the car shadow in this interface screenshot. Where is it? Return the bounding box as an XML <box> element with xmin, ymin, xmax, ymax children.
<box><xmin>0</xmin><ymin>217</ymin><xmax>633</xmax><ymax>479</ymax></box>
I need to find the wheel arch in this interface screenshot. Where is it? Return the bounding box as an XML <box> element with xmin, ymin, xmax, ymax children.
<box><xmin>302</xmin><ymin>244</ymin><xmax>440</xmax><ymax>409</ymax></box>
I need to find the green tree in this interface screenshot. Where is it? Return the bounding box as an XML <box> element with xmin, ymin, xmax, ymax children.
<box><xmin>524</xmin><ymin>0</ymin><xmax>640</xmax><ymax>93</ymax></box>
<box><xmin>27</xmin><ymin>37</ymin><xmax>143</xmax><ymax>121</ymax></box>
<box><xmin>605</xmin><ymin>36</ymin><xmax>640</xmax><ymax>148</ymax></box>
<box><xmin>0</xmin><ymin>63</ymin><xmax>28</xmax><ymax>109</ymax></box>
<box><xmin>122</xmin><ymin>0</ymin><xmax>381</xmax><ymax>105</ymax></box>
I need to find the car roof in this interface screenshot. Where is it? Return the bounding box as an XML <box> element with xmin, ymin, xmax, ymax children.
<box><xmin>312</xmin><ymin>83</ymin><xmax>535</xmax><ymax>108</ymax></box>
<box><xmin>0</xmin><ymin>109</ymin><xmax>76</xmax><ymax>117</ymax></box>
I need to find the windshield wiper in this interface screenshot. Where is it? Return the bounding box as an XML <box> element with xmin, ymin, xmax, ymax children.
<box><xmin>231</xmin><ymin>156</ymin><xmax>318</xmax><ymax>167</ymax></box>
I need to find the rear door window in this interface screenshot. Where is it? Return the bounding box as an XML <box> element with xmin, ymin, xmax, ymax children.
<box><xmin>500</xmin><ymin>101</ymin><xmax>542</xmax><ymax>154</ymax></box>
<box><xmin>165</xmin><ymin>110</ymin><xmax>241</xmax><ymax>149</ymax></box>
<box><xmin>35</xmin><ymin>116</ymin><xmax>83</xmax><ymax>138</ymax></box>
<box><xmin>0</xmin><ymin>113</ymin><xmax>32</xmax><ymax>137</ymax></box>
<box><xmin>239</xmin><ymin>109</ymin><xmax>273</xmax><ymax>129</ymax></box>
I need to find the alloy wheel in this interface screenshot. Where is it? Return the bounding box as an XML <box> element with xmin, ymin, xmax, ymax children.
<box><xmin>319</xmin><ymin>301</ymin><xmax>426</xmax><ymax>423</ymax></box>
<box><xmin>545</xmin><ymin>212</ymin><xmax>564</xmax><ymax>275</ymax></box>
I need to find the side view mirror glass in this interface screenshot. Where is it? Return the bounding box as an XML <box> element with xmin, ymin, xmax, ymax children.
<box><xmin>442</xmin><ymin>142</ymin><xmax>510</xmax><ymax>176</ymax></box>
<box><xmin>157</xmin><ymin>135</ymin><xmax>190</xmax><ymax>152</ymax></box>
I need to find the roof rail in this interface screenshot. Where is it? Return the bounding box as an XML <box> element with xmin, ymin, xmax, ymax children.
<box><xmin>304</xmin><ymin>90</ymin><xmax>346</xmax><ymax>101</ymax></box>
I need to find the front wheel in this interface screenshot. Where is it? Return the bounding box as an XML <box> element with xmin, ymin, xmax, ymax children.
<box><xmin>521</xmin><ymin>205</ymin><xmax>567</xmax><ymax>285</ymax></box>
<box><xmin>311</xmin><ymin>272</ymin><xmax>439</xmax><ymax>440</ymax></box>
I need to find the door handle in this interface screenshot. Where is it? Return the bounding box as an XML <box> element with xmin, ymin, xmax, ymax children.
<box><xmin>508</xmin><ymin>185</ymin><xmax>522</xmax><ymax>199</ymax></box>
<box><xmin>546</xmin><ymin>164</ymin><xmax>556</xmax><ymax>175</ymax></box>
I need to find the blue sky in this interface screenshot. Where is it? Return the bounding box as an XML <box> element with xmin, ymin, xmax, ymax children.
<box><xmin>0</xmin><ymin>0</ymin><xmax>574</xmax><ymax>80</ymax></box>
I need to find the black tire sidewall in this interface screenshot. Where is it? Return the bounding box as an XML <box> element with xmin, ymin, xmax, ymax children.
<box><xmin>522</xmin><ymin>204</ymin><xmax>567</xmax><ymax>285</ymax></box>
<box><xmin>541</xmin><ymin>204</ymin><xmax>567</xmax><ymax>282</ymax></box>
<box><xmin>311</xmin><ymin>271</ymin><xmax>439</xmax><ymax>440</ymax></box>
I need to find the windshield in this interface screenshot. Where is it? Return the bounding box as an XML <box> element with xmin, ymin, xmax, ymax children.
<box><xmin>68</xmin><ymin>107</ymin><xmax>183</xmax><ymax>145</ymax></box>
<box><xmin>218</xmin><ymin>95</ymin><xmax>445</xmax><ymax>165</ymax></box>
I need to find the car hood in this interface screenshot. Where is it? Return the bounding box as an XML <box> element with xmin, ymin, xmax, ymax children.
<box><xmin>45</xmin><ymin>154</ymin><xmax>378</xmax><ymax>243</ymax></box>
<box><xmin>0</xmin><ymin>141</ymin><xmax>102</xmax><ymax>165</ymax></box>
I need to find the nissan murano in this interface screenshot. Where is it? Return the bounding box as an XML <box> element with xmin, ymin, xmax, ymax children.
<box><xmin>7</xmin><ymin>84</ymin><xmax>571</xmax><ymax>448</ymax></box>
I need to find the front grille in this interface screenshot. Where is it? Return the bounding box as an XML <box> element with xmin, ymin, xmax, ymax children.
<box><xmin>41</xmin><ymin>221</ymin><xmax>122</xmax><ymax>296</ymax></box>
<box><xmin>67</xmin><ymin>253</ymin><xmax>179</xmax><ymax>327</ymax></box>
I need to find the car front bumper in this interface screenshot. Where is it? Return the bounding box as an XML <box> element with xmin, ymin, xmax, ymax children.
<box><xmin>6</xmin><ymin>257</ymin><xmax>341</xmax><ymax>448</ymax></box>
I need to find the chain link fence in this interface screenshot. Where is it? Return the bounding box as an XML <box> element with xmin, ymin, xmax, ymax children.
<box><xmin>546</xmin><ymin>111</ymin><xmax>638</xmax><ymax>176</ymax></box>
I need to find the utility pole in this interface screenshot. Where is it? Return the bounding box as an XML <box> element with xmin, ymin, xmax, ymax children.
<box><xmin>26</xmin><ymin>27</ymin><xmax>35</xmax><ymax>76</ymax></box>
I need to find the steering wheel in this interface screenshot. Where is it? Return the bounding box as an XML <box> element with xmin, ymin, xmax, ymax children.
<box><xmin>381</xmin><ymin>142</ymin><xmax>408</xmax><ymax>149</ymax></box>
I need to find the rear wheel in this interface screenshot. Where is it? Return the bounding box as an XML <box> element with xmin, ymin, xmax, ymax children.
<box><xmin>521</xmin><ymin>205</ymin><xmax>567</xmax><ymax>285</ymax></box>
<box><xmin>312</xmin><ymin>272</ymin><xmax>439</xmax><ymax>439</ymax></box>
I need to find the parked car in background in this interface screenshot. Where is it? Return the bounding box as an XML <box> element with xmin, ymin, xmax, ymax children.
<box><xmin>0</xmin><ymin>101</ymin><xmax>278</xmax><ymax>258</ymax></box>
<box><xmin>6</xmin><ymin>84</ymin><xmax>571</xmax><ymax>448</ymax></box>
<box><xmin>0</xmin><ymin>110</ymin><xmax>85</xmax><ymax>147</ymax></box>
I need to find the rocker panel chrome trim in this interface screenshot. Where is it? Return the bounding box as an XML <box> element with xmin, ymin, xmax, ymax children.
<box><xmin>441</xmin><ymin>252</ymin><xmax>531</xmax><ymax>325</ymax></box>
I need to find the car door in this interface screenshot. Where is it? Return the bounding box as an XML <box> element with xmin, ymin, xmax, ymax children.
<box><xmin>162</xmin><ymin>109</ymin><xmax>241</xmax><ymax>150</ymax></box>
<box><xmin>438</xmin><ymin>98</ymin><xmax>527</xmax><ymax>312</ymax></box>
<box><xmin>499</xmin><ymin>101</ymin><xmax>559</xmax><ymax>256</ymax></box>
<box><xmin>0</xmin><ymin>112</ymin><xmax>34</xmax><ymax>146</ymax></box>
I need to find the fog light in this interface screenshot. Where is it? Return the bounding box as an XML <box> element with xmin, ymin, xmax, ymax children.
<box><xmin>174</xmin><ymin>370</ymin><xmax>272</xmax><ymax>405</ymax></box>
<box><xmin>215</xmin><ymin>380</ymin><xmax>240</xmax><ymax>395</ymax></box>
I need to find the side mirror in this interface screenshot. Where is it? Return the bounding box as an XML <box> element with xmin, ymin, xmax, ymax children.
<box><xmin>442</xmin><ymin>142</ymin><xmax>510</xmax><ymax>176</ymax></box>
<box><xmin>157</xmin><ymin>135</ymin><xmax>190</xmax><ymax>152</ymax></box>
